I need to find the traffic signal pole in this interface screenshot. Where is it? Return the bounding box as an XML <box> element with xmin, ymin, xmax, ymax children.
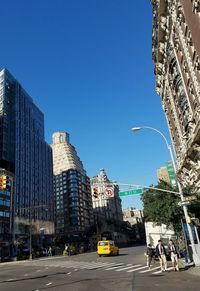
<box><xmin>168</xmin><ymin>144</ymin><xmax>200</xmax><ymax>266</ymax></box>
<box><xmin>131</xmin><ymin>126</ymin><xmax>200</xmax><ymax>266</ymax></box>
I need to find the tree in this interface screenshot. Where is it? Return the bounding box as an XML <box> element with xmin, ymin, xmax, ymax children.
<box><xmin>141</xmin><ymin>181</ymin><xmax>184</xmax><ymax>233</ymax></box>
<box><xmin>183</xmin><ymin>185</ymin><xmax>200</xmax><ymax>221</ymax></box>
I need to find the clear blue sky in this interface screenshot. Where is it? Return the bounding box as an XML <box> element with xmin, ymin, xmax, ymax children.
<box><xmin>1</xmin><ymin>0</ymin><xmax>172</xmax><ymax>209</ymax></box>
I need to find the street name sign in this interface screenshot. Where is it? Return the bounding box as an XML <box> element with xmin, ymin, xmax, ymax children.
<box><xmin>119</xmin><ymin>189</ymin><xmax>143</xmax><ymax>197</ymax></box>
<box><xmin>178</xmin><ymin>201</ymin><xmax>191</xmax><ymax>207</ymax></box>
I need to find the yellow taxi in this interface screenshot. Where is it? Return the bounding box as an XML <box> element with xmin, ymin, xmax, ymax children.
<box><xmin>97</xmin><ymin>240</ymin><xmax>119</xmax><ymax>257</ymax></box>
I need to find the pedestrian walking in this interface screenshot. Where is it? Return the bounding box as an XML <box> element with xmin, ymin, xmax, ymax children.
<box><xmin>145</xmin><ymin>244</ymin><xmax>154</xmax><ymax>269</ymax></box>
<box><xmin>48</xmin><ymin>246</ymin><xmax>52</xmax><ymax>256</ymax></box>
<box><xmin>156</xmin><ymin>239</ymin><xmax>167</xmax><ymax>272</ymax></box>
<box><xmin>43</xmin><ymin>248</ymin><xmax>48</xmax><ymax>256</ymax></box>
<box><xmin>178</xmin><ymin>237</ymin><xmax>189</xmax><ymax>264</ymax></box>
<box><xmin>168</xmin><ymin>239</ymin><xmax>179</xmax><ymax>271</ymax></box>
<box><xmin>65</xmin><ymin>244</ymin><xmax>70</xmax><ymax>256</ymax></box>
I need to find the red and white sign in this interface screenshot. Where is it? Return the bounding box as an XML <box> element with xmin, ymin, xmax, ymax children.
<box><xmin>104</xmin><ymin>186</ymin><xmax>114</xmax><ymax>198</ymax></box>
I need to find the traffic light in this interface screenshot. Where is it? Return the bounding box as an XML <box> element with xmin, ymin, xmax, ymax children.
<box><xmin>93</xmin><ymin>187</ymin><xmax>98</xmax><ymax>198</ymax></box>
<box><xmin>0</xmin><ymin>177</ymin><xmax>3</xmax><ymax>190</ymax></box>
<box><xmin>1</xmin><ymin>175</ymin><xmax>9</xmax><ymax>190</ymax></box>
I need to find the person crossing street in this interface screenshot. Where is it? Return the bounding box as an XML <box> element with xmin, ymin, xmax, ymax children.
<box><xmin>156</xmin><ymin>239</ymin><xmax>167</xmax><ymax>272</ymax></box>
<box><xmin>145</xmin><ymin>244</ymin><xmax>155</xmax><ymax>269</ymax></box>
<box><xmin>168</xmin><ymin>239</ymin><xmax>179</xmax><ymax>271</ymax></box>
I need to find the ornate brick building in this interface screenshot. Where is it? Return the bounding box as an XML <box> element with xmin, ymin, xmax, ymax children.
<box><xmin>151</xmin><ymin>0</ymin><xmax>200</xmax><ymax>191</ymax></box>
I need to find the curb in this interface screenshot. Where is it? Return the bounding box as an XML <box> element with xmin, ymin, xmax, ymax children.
<box><xmin>187</xmin><ymin>266</ymin><xmax>200</xmax><ymax>277</ymax></box>
<box><xmin>0</xmin><ymin>255</ymin><xmax>62</xmax><ymax>266</ymax></box>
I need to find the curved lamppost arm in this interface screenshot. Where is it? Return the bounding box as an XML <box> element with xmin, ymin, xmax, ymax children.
<box><xmin>136</xmin><ymin>126</ymin><xmax>170</xmax><ymax>150</ymax></box>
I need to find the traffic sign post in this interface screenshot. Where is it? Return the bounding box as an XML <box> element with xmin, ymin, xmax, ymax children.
<box><xmin>104</xmin><ymin>186</ymin><xmax>114</xmax><ymax>198</ymax></box>
<box><xmin>177</xmin><ymin>201</ymin><xmax>192</xmax><ymax>207</ymax></box>
<box><xmin>119</xmin><ymin>188</ymin><xmax>143</xmax><ymax>197</ymax></box>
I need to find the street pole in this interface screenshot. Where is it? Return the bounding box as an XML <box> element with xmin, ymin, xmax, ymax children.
<box><xmin>29</xmin><ymin>213</ymin><xmax>32</xmax><ymax>260</ymax></box>
<box><xmin>131</xmin><ymin>126</ymin><xmax>200</xmax><ymax>266</ymax></box>
<box><xmin>168</xmin><ymin>144</ymin><xmax>200</xmax><ymax>266</ymax></box>
<box><xmin>29</xmin><ymin>223</ymin><xmax>32</xmax><ymax>260</ymax></box>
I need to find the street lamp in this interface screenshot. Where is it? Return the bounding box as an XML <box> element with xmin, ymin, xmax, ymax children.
<box><xmin>131</xmin><ymin>125</ymin><xmax>200</xmax><ymax>266</ymax></box>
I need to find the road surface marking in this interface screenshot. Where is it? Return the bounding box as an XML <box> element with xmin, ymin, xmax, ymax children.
<box><xmin>139</xmin><ymin>266</ymin><xmax>160</xmax><ymax>273</ymax></box>
<box><xmin>84</xmin><ymin>262</ymin><xmax>117</xmax><ymax>269</ymax></box>
<box><xmin>116</xmin><ymin>264</ymin><xmax>141</xmax><ymax>271</ymax></box>
<box><xmin>105</xmin><ymin>264</ymin><xmax>125</xmax><ymax>270</ymax></box>
<box><xmin>166</xmin><ymin>267</ymin><xmax>174</xmax><ymax>271</ymax></box>
<box><xmin>152</xmin><ymin>270</ymin><xmax>162</xmax><ymax>274</ymax></box>
<box><xmin>36</xmin><ymin>270</ymin><xmax>41</xmax><ymax>272</ymax></box>
<box><xmin>46</xmin><ymin>282</ymin><xmax>52</xmax><ymax>286</ymax></box>
<box><xmin>127</xmin><ymin>266</ymin><xmax>148</xmax><ymax>272</ymax></box>
<box><xmin>24</xmin><ymin>274</ymin><xmax>28</xmax><ymax>276</ymax></box>
<box><xmin>70</xmin><ymin>262</ymin><xmax>117</xmax><ymax>270</ymax></box>
<box><xmin>67</xmin><ymin>272</ymin><xmax>71</xmax><ymax>275</ymax></box>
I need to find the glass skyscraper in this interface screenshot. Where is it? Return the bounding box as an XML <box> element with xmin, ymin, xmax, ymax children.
<box><xmin>0</xmin><ymin>68</ymin><xmax>54</xmax><ymax>248</ymax></box>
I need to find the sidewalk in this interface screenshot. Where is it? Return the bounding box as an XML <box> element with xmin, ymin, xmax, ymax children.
<box><xmin>0</xmin><ymin>255</ymin><xmax>62</xmax><ymax>266</ymax></box>
<box><xmin>187</xmin><ymin>266</ymin><xmax>200</xmax><ymax>276</ymax></box>
<box><xmin>179</xmin><ymin>258</ymin><xmax>200</xmax><ymax>277</ymax></box>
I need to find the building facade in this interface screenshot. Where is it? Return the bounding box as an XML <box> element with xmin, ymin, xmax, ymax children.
<box><xmin>157</xmin><ymin>166</ymin><xmax>171</xmax><ymax>184</ymax></box>
<box><xmin>90</xmin><ymin>169</ymin><xmax>123</xmax><ymax>243</ymax></box>
<box><xmin>0</xmin><ymin>169</ymin><xmax>14</xmax><ymax>258</ymax></box>
<box><xmin>151</xmin><ymin>0</ymin><xmax>200</xmax><ymax>191</ymax></box>
<box><xmin>51</xmin><ymin>132</ymin><xmax>93</xmax><ymax>239</ymax></box>
<box><xmin>123</xmin><ymin>207</ymin><xmax>144</xmax><ymax>226</ymax></box>
<box><xmin>0</xmin><ymin>68</ymin><xmax>54</xmax><ymax>252</ymax></box>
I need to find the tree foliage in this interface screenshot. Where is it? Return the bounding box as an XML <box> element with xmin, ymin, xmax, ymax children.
<box><xmin>183</xmin><ymin>185</ymin><xmax>200</xmax><ymax>221</ymax></box>
<box><xmin>141</xmin><ymin>181</ymin><xmax>184</xmax><ymax>233</ymax></box>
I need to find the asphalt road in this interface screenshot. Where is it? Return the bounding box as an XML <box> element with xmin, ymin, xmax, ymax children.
<box><xmin>0</xmin><ymin>246</ymin><xmax>199</xmax><ymax>291</ymax></box>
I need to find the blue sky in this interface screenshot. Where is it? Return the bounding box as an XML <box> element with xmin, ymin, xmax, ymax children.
<box><xmin>1</xmin><ymin>0</ymin><xmax>172</xmax><ymax>209</ymax></box>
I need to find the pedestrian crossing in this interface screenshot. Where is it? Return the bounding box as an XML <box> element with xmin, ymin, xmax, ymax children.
<box><xmin>24</xmin><ymin>259</ymin><xmax>165</xmax><ymax>276</ymax></box>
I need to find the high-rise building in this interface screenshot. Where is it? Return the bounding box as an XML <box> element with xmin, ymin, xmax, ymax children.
<box><xmin>157</xmin><ymin>166</ymin><xmax>171</xmax><ymax>184</ymax></box>
<box><xmin>0</xmin><ymin>68</ymin><xmax>54</xmax><ymax>250</ymax></box>
<box><xmin>123</xmin><ymin>207</ymin><xmax>144</xmax><ymax>226</ymax></box>
<box><xmin>91</xmin><ymin>169</ymin><xmax>123</xmax><ymax>232</ymax></box>
<box><xmin>51</xmin><ymin>131</ymin><xmax>93</xmax><ymax>238</ymax></box>
<box><xmin>151</xmin><ymin>0</ymin><xmax>200</xmax><ymax>191</ymax></box>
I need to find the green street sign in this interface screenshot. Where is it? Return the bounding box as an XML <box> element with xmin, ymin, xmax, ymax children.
<box><xmin>119</xmin><ymin>189</ymin><xmax>143</xmax><ymax>197</ymax></box>
<box><xmin>166</xmin><ymin>161</ymin><xmax>177</xmax><ymax>187</ymax></box>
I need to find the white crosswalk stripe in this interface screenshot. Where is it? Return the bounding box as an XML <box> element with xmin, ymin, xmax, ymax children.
<box><xmin>116</xmin><ymin>264</ymin><xmax>142</xmax><ymax>271</ymax></box>
<box><xmin>166</xmin><ymin>267</ymin><xmax>174</xmax><ymax>271</ymax></box>
<box><xmin>127</xmin><ymin>265</ymin><xmax>148</xmax><ymax>272</ymax></box>
<box><xmin>105</xmin><ymin>263</ymin><xmax>125</xmax><ymax>270</ymax></box>
<box><xmin>22</xmin><ymin>259</ymin><xmax>168</xmax><ymax>276</ymax></box>
<box><xmin>139</xmin><ymin>266</ymin><xmax>160</xmax><ymax>273</ymax></box>
<box><xmin>24</xmin><ymin>260</ymin><xmax>124</xmax><ymax>271</ymax></box>
<box><xmin>152</xmin><ymin>270</ymin><xmax>162</xmax><ymax>275</ymax></box>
